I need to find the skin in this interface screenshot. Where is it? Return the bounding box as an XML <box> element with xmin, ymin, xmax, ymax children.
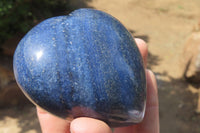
<box><xmin>37</xmin><ymin>38</ymin><xmax>159</xmax><ymax>133</ymax></box>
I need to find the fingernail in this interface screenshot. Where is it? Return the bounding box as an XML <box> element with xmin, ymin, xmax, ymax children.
<box><xmin>146</xmin><ymin>69</ymin><xmax>157</xmax><ymax>93</ymax></box>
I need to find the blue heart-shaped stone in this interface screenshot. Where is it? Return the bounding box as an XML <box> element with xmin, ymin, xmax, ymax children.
<box><xmin>13</xmin><ymin>8</ymin><xmax>146</xmax><ymax>127</ymax></box>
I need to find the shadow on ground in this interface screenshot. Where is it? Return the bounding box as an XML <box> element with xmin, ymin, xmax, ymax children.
<box><xmin>154</xmin><ymin>70</ymin><xmax>200</xmax><ymax>133</ymax></box>
<box><xmin>0</xmin><ymin>105</ymin><xmax>40</xmax><ymax>133</ymax></box>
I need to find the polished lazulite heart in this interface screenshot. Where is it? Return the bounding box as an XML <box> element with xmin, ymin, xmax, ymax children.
<box><xmin>13</xmin><ymin>8</ymin><xmax>146</xmax><ymax>127</ymax></box>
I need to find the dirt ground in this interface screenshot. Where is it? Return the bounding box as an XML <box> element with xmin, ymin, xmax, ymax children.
<box><xmin>1</xmin><ymin>0</ymin><xmax>200</xmax><ymax>132</ymax></box>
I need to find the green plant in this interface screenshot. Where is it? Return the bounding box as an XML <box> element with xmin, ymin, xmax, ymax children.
<box><xmin>0</xmin><ymin>0</ymin><xmax>72</xmax><ymax>44</ymax></box>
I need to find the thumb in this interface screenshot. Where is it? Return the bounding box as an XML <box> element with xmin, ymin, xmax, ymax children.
<box><xmin>70</xmin><ymin>117</ymin><xmax>112</xmax><ymax>133</ymax></box>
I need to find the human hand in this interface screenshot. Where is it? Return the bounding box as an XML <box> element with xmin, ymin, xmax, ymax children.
<box><xmin>37</xmin><ymin>38</ymin><xmax>159</xmax><ymax>133</ymax></box>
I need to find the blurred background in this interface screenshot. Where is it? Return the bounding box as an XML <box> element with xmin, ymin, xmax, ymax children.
<box><xmin>0</xmin><ymin>0</ymin><xmax>200</xmax><ymax>132</ymax></box>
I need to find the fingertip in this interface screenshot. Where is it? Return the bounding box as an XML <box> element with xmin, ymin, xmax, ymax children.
<box><xmin>145</xmin><ymin>69</ymin><xmax>158</xmax><ymax>108</ymax></box>
<box><xmin>135</xmin><ymin>38</ymin><xmax>147</xmax><ymax>47</ymax></box>
<box><xmin>70</xmin><ymin>117</ymin><xmax>112</xmax><ymax>133</ymax></box>
<box><xmin>146</xmin><ymin>69</ymin><xmax>157</xmax><ymax>94</ymax></box>
<box><xmin>37</xmin><ymin>107</ymin><xmax>70</xmax><ymax>133</ymax></box>
<box><xmin>135</xmin><ymin>38</ymin><xmax>148</xmax><ymax>68</ymax></box>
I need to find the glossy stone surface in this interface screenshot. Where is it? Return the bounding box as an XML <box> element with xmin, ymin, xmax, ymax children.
<box><xmin>13</xmin><ymin>8</ymin><xmax>146</xmax><ymax>127</ymax></box>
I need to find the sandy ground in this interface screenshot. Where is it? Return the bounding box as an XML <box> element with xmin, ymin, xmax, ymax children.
<box><xmin>1</xmin><ymin>0</ymin><xmax>200</xmax><ymax>132</ymax></box>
